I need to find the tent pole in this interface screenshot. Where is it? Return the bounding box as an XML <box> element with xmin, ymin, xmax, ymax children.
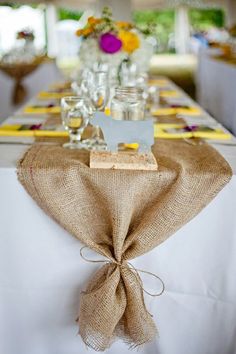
<box><xmin>45</xmin><ymin>3</ymin><xmax>58</xmax><ymax>58</ymax></box>
<box><xmin>226</xmin><ymin>0</ymin><xmax>236</xmax><ymax>28</ymax></box>
<box><xmin>174</xmin><ymin>5</ymin><xmax>190</xmax><ymax>54</ymax></box>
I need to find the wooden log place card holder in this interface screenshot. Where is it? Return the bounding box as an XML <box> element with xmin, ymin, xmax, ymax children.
<box><xmin>89</xmin><ymin>112</ymin><xmax>158</xmax><ymax>171</ymax></box>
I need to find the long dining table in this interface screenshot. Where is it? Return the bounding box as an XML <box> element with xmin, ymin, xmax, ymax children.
<box><xmin>0</xmin><ymin>78</ymin><xmax>236</xmax><ymax>354</ymax></box>
<box><xmin>197</xmin><ymin>48</ymin><xmax>236</xmax><ymax>136</ymax></box>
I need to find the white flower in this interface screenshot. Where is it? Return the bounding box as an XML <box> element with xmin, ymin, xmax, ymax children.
<box><xmin>130</xmin><ymin>34</ymin><xmax>154</xmax><ymax>73</ymax></box>
<box><xmin>78</xmin><ymin>33</ymin><xmax>154</xmax><ymax>74</ymax></box>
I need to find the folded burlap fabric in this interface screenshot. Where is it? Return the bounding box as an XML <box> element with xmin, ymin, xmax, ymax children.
<box><xmin>17</xmin><ymin>139</ymin><xmax>232</xmax><ymax>351</ymax></box>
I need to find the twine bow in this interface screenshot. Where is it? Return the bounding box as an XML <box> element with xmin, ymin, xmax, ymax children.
<box><xmin>80</xmin><ymin>246</ymin><xmax>165</xmax><ymax>297</ymax></box>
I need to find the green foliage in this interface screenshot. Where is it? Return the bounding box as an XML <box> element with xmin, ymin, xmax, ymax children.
<box><xmin>189</xmin><ymin>9</ymin><xmax>225</xmax><ymax>31</ymax></box>
<box><xmin>133</xmin><ymin>10</ymin><xmax>175</xmax><ymax>53</ymax></box>
<box><xmin>0</xmin><ymin>3</ymin><xmax>39</xmax><ymax>9</ymax></box>
<box><xmin>58</xmin><ymin>8</ymin><xmax>83</xmax><ymax>21</ymax></box>
<box><xmin>0</xmin><ymin>3</ymin><xmax>21</xmax><ymax>9</ymax></box>
<box><xmin>133</xmin><ymin>8</ymin><xmax>225</xmax><ymax>53</ymax></box>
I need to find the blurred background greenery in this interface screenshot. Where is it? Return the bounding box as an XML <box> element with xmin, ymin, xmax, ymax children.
<box><xmin>133</xmin><ymin>8</ymin><xmax>224</xmax><ymax>53</ymax></box>
<box><xmin>58</xmin><ymin>8</ymin><xmax>83</xmax><ymax>21</ymax></box>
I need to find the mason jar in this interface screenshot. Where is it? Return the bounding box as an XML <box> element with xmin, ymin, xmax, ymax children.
<box><xmin>110</xmin><ymin>87</ymin><xmax>146</xmax><ymax>120</ymax></box>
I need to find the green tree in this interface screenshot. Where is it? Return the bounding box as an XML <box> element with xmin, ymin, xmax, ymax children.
<box><xmin>189</xmin><ymin>9</ymin><xmax>225</xmax><ymax>31</ymax></box>
<box><xmin>133</xmin><ymin>8</ymin><xmax>225</xmax><ymax>53</ymax></box>
<box><xmin>58</xmin><ymin>8</ymin><xmax>83</xmax><ymax>21</ymax></box>
<box><xmin>133</xmin><ymin>10</ymin><xmax>175</xmax><ymax>53</ymax></box>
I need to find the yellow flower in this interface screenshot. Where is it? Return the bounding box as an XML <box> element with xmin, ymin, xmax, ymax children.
<box><xmin>119</xmin><ymin>31</ymin><xmax>140</xmax><ymax>54</ymax></box>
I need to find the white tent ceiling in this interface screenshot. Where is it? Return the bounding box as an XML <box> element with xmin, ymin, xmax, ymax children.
<box><xmin>133</xmin><ymin>0</ymin><xmax>228</xmax><ymax>10</ymax></box>
<box><xmin>0</xmin><ymin>0</ymin><xmax>230</xmax><ymax>10</ymax></box>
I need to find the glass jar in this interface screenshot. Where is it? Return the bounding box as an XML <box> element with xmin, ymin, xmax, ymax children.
<box><xmin>110</xmin><ymin>87</ymin><xmax>146</xmax><ymax>121</ymax></box>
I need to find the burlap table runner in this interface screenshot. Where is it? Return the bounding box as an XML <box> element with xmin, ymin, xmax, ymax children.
<box><xmin>17</xmin><ymin>139</ymin><xmax>232</xmax><ymax>351</ymax></box>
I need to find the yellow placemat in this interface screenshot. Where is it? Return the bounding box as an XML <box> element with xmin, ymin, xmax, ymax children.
<box><xmin>152</xmin><ymin>107</ymin><xmax>202</xmax><ymax>116</ymax></box>
<box><xmin>175</xmin><ymin>107</ymin><xmax>202</xmax><ymax>115</ymax></box>
<box><xmin>0</xmin><ymin>129</ymin><xmax>67</xmax><ymax>138</ymax></box>
<box><xmin>154</xmin><ymin>123</ymin><xmax>231</xmax><ymax>140</ymax></box>
<box><xmin>37</xmin><ymin>91</ymin><xmax>73</xmax><ymax>100</ymax></box>
<box><xmin>0</xmin><ymin>123</ymin><xmax>67</xmax><ymax>137</ymax></box>
<box><xmin>24</xmin><ymin>106</ymin><xmax>61</xmax><ymax>114</ymax></box>
<box><xmin>159</xmin><ymin>90</ymin><xmax>180</xmax><ymax>98</ymax></box>
<box><xmin>49</xmin><ymin>81</ymin><xmax>72</xmax><ymax>90</ymax></box>
<box><xmin>0</xmin><ymin>124</ymin><xmax>22</xmax><ymax>131</ymax></box>
<box><xmin>0</xmin><ymin>122</ymin><xmax>231</xmax><ymax>141</ymax></box>
<box><xmin>148</xmin><ymin>78</ymin><xmax>169</xmax><ymax>86</ymax></box>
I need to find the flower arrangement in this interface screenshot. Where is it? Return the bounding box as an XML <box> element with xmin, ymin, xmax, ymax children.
<box><xmin>76</xmin><ymin>7</ymin><xmax>153</xmax><ymax>73</ymax></box>
<box><xmin>17</xmin><ymin>29</ymin><xmax>35</xmax><ymax>42</ymax></box>
<box><xmin>229</xmin><ymin>24</ymin><xmax>236</xmax><ymax>38</ymax></box>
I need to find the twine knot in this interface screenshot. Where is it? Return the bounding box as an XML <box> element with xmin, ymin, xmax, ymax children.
<box><xmin>80</xmin><ymin>246</ymin><xmax>165</xmax><ymax>297</ymax></box>
<box><xmin>112</xmin><ymin>259</ymin><xmax>127</xmax><ymax>267</ymax></box>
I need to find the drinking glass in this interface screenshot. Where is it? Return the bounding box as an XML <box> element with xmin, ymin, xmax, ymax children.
<box><xmin>119</xmin><ymin>61</ymin><xmax>137</xmax><ymax>87</ymax></box>
<box><xmin>148</xmin><ymin>86</ymin><xmax>160</xmax><ymax>114</ymax></box>
<box><xmin>88</xmin><ymin>71</ymin><xmax>109</xmax><ymax>111</ymax></box>
<box><xmin>71</xmin><ymin>68</ymin><xmax>91</xmax><ymax>97</ymax></box>
<box><xmin>110</xmin><ymin>87</ymin><xmax>146</xmax><ymax>121</ymax></box>
<box><xmin>61</xmin><ymin>96</ymin><xmax>90</xmax><ymax>149</ymax></box>
<box><xmin>87</xmin><ymin>71</ymin><xmax>110</xmax><ymax>150</ymax></box>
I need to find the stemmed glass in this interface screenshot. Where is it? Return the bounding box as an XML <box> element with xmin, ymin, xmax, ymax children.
<box><xmin>71</xmin><ymin>68</ymin><xmax>92</xmax><ymax>97</ymax></box>
<box><xmin>87</xmin><ymin>70</ymin><xmax>110</xmax><ymax>150</ymax></box>
<box><xmin>61</xmin><ymin>96</ymin><xmax>90</xmax><ymax>149</ymax></box>
<box><xmin>119</xmin><ymin>60</ymin><xmax>137</xmax><ymax>87</ymax></box>
<box><xmin>147</xmin><ymin>86</ymin><xmax>160</xmax><ymax>114</ymax></box>
<box><xmin>88</xmin><ymin>71</ymin><xmax>109</xmax><ymax>111</ymax></box>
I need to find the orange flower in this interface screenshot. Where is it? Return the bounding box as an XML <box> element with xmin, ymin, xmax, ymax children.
<box><xmin>88</xmin><ymin>16</ymin><xmax>102</xmax><ymax>26</ymax></box>
<box><xmin>76</xmin><ymin>29</ymin><xmax>84</xmax><ymax>36</ymax></box>
<box><xmin>76</xmin><ymin>27</ymin><xmax>94</xmax><ymax>37</ymax></box>
<box><xmin>116</xmin><ymin>21</ymin><xmax>133</xmax><ymax>29</ymax></box>
<box><xmin>83</xmin><ymin>27</ymin><xmax>93</xmax><ymax>36</ymax></box>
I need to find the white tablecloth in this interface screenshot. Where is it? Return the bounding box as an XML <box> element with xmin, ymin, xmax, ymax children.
<box><xmin>0</xmin><ymin>142</ymin><xmax>236</xmax><ymax>354</ymax></box>
<box><xmin>0</xmin><ymin>62</ymin><xmax>61</xmax><ymax>123</ymax></box>
<box><xmin>1</xmin><ymin>77</ymin><xmax>236</xmax><ymax>354</ymax></box>
<box><xmin>197</xmin><ymin>50</ymin><xmax>236</xmax><ymax>136</ymax></box>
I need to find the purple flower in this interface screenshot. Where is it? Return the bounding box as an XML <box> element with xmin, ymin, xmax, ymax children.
<box><xmin>30</xmin><ymin>124</ymin><xmax>42</xmax><ymax>130</ymax></box>
<box><xmin>185</xmin><ymin>125</ymin><xmax>198</xmax><ymax>132</ymax></box>
<box><xmin>99</xmin><ymin>33</ymin><xmax>122</xmax><ymax>54</ymax></box>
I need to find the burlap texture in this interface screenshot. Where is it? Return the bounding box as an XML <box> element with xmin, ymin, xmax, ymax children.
<box><xmin>17</xmin><ymin>139</ymin><xmax>232</xmax><ymax>351</ymax></box>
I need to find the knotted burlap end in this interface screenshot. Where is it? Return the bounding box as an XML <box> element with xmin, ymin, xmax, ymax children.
<box><xmin>79</xmin><ymin>261</ymin><xmax>157</xmax><ymax>351</ymax></box>
<box><xmin>17</xmin><ymin>139</ymin><xmax>232</xmax><ymax>352</ymax></box>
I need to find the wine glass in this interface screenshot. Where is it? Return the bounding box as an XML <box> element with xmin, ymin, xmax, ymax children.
<box><xmin>119</xmin><ymin>60</ymin><xmax>137</xmax><ymax>87</ymax></box>
<box><xmin>61</xmin><ymin>96</ymin><xmax>90</xmax><ymax>149</ymax></box>
<box><xmin>89</xmin><ymin>71</ymin><xmax>109</xmax><ymax>111</ymax></box>
<box><xmin>148</xmin><ymin>86</ymin><xmax>160</xmax><ymax>114</ymax></box>
<box><xmin>71</xmin><ymin>68</ymin><xmax>92</xmax><ymax>96</ymax></box>
<box><xmin>87</xmin><ymin>71</ymin><xmax>110</xmax><ymax>150</ymax></box>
